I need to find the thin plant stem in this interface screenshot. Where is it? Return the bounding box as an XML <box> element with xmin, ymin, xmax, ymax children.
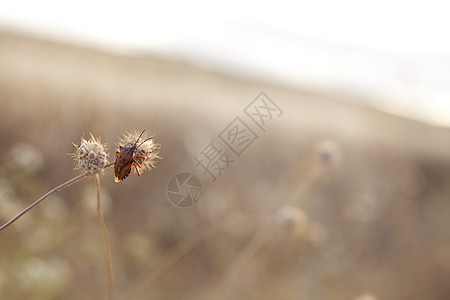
<box><xmin>0</xmin><ymin>173</ymin><xmax>86</xmax><ymax>231</ymax></box>
<box><xmin>213</xmin><ymin>219</ymin><xmax>276</xmax><ymax>300</ymax></box>
<box><xmin>0</xmin><ymin>163</ymin><xmax>114</xmax><ymax>232</ymax></box>
<box><xmin>214</xmin><ymin>163</ymin><xmax>326</xmax><ymax>300</ymax></box>
<box><xmin>286</xmin><ymin>163</ymin><xmax>324</xmax><ymax>206</ymax></box>
<box><xmin>96</xmin><ymin>174</ymin><xmax>115</xmax><ymax>300</ymax></box>
<box><xmin>123</xmin><ymin>214</ymin><xmax>258</xmax><ymax>300</ymax></box>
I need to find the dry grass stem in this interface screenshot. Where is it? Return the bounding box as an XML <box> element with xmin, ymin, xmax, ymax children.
<box><xmin>96</xmin><ymin>173</ymin><xmax>116</xmax><ymax>300</ymax></box>
<box><xmin>124</xmin><ymin>215</ymin><xmax>257</xmax><ymax>300</ymax></box>
<box><xmin>0</xmin><ymin>173</ymin><xmax>87</xmax><ymax>231</ymax></box>
<box><xmin>213</xmin><ymin>219</ymin><xmax>276</xmax><ymax>300</ymax></box>
<box><xmin>0</xmin><ymin>163</ymin><xmax>114</xmax><ymax>232</ymax></box>
<box><xmin>215</xmin><ymin>159</ymin><xmax>331</xmax><ymax>300</ymax></box>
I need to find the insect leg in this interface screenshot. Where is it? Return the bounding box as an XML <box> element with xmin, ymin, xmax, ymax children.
<box><xmin>133</xmin><ymin>163</ymin><xmax>141</xmax><ymax>176</ymax></box>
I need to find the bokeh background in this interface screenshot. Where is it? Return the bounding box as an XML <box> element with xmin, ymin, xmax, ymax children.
<box><xmin>0</xmin><ymin>2</ymin><xmax>450</xmax><ymax>300</ymax></box>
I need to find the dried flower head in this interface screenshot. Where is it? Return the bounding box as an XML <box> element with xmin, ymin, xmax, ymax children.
<box><xmin>315</xmin><ymin>140</ymin><xmax>341</xmax><ymax>167</ymax></box>
<box><xmin>117</xmin><ymin>130</ymin><xmax>161</xmax><ymax>175</ymax></box>
<box><xmin>275</xmin><ymin>206</ymin><xmax>308</xmax><ymax>235</ymax></box>
<box><xmin>72</xmin><ymin>134</ymin><xmax>108</xmax><ymax>175</ymax></box>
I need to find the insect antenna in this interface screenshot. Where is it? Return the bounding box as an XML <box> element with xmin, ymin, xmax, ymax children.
<box><xmin>137</xmin><ymin>137</ymin><xmax>153</xmax><ymax>149</ymax></box>
<box><xmin>133</xmin><ymin>130</ymin><xmax>146</xmax><ymax>147</ymax></box>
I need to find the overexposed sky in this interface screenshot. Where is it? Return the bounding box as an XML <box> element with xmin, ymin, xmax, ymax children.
<box><xmin>0</xmin><ymin>0</ymin><xmax>450</xmax><ymax>126</ymax></box>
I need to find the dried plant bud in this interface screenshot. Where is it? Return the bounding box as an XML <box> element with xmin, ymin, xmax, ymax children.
<box><xmin>72</xmin><ymin>134</ymin><xmax>108</xmax><ymax>175</ymax></box>
<box><xmin>275</xmin><ymin>206</ymin><xmax>308</xmax><ymax>235</ymax></box>
<box><xmin>315</xmin><ymin>140</ymin><xmax>341</xmax><ymax>167</ymax></box>
<box><xmin>118</xmin><ymin>130</ymin><xmax>161</xmax><ymax>175</ymax></box>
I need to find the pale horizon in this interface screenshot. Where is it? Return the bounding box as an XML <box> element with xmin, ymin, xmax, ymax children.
<box><xmin>1</xmin><ymin>0</ymin><xmax>449</xmax><ymax>127</ymax></box>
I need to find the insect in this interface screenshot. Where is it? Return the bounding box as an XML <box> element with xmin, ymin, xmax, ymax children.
<box><xmin>114</xmin><ymin>130</ymin><xmax>153</xmax><ymax>182</ymax></box>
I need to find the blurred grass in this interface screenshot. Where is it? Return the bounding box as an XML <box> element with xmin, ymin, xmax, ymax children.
<box><xmin>0</xmin><ymin>30</ymin><xmax>449</xmax><ymax>300</ymax></box>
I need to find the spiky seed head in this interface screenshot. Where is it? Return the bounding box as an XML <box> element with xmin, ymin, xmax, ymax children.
<box><xmin>72</xmin><ymin>134</ymin><xmax>108</xmax><ymax>175</ymax></box>
<box><xmin>315</xmin><ymin>140</ymin><xmax>341</xmax><ymax>167</ymax></box>
<box><xmin>275</xmin><ymin>206</ymin><xmax>308</xmax><ymax>234</ymax></box>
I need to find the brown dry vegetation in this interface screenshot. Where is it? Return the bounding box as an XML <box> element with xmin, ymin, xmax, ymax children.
<box><xmin>0</xmin><ymin>30</ymin><xmax>449</xmax><ymax>300</ymax></box>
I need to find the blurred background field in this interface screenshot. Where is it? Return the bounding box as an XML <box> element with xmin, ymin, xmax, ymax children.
<box><xmin>0</xmin><ymin>4</ymin><xmax>450</xmax><ymax>299</ymax></box>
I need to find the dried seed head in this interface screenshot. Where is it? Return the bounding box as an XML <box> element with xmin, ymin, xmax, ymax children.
<box><xmin>72</xmin><ymin>134</ymin><xmax>108</xmax><ymax>175</ymax></box>
<box><xmin>118</xmin><ymin>130</ymin><xmax>161</xmax><ymax>174</ymax></box>
<box><xmin>275</xmin><ymin>206</ymin><xmax>308</xmax><ymax>235</ymax></box>
<box><xmin>315</xmin><ymin>140</ymin><xmax>341</xmax><ymax>167</ymax></box>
